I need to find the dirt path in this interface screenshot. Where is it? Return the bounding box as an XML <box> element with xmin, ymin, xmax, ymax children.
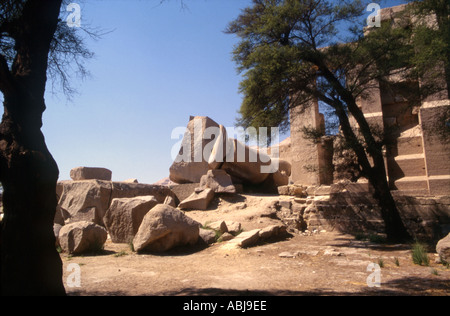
<box><xmin>62</xmin><ymin>194</ymin><xmax>450</xmax><ymax>296</ymax></box>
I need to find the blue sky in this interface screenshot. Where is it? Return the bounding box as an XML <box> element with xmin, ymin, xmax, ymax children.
<box><xmin>41</xmin><ymin>0</ymin><xmax>407</xmax><ymax>184</ymax></box>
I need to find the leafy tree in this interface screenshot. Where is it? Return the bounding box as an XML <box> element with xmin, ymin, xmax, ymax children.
<box><xmin>226</xmin><ymin>0</ymin><xmax>426</xmax><ymax>242</ymax></box>
<box><xmin>405</xmin><ymin>0</ymin><xmax>450</xmax><ymax>142</ymax></box>
<box><xmin>0</xmin><ymin>0</ymin><xmax>94</xmax><ymax>295</ymax></box>
<box><xmin>407</xmin><ymin>0</ymin><xmax>449</xmax><ymax>100</ymax></box>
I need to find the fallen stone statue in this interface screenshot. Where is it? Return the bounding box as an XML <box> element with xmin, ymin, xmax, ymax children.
<box><xmin>169</xmin><ymin>115</ymin><xmax>292</xmax><ymax>189</ymax></box>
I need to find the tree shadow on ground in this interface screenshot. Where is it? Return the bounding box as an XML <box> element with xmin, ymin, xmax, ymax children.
<box><xmin>65</xmin><ymin>249</ymin><xmax>117</xmax><ymax>258</ymax></box>
<box><xmin>135</xmin><ymin>242</ymin><xmax>209</xmax><ymax>257</ymax></box>
<box><xmin>205</xmin><ymin>193</ymin><xmax>248</xmax><ymax>210</ymax></box>
<box><xmin>68</xmin><ymin>275</ymin><xmax>450</xmax><ymax>296</ymax></box>
<box><xmin>329</xmin><ymin>235</ymin><xmax>414</xmax><ymax>252</ymax></box>
<box><xmin>160</xmin><ymin>276</ymin><xmax>450</xmax><ymax>296</ymax></box>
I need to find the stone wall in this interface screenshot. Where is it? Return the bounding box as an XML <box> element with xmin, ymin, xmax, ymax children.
<box><xmin>289</xmin><ymin>98</ymin><xmax>334</xmax><ymax>186</ymax></box>
<box><xmin>420</xmin><ymin>101</ymin><xmax>450</xmax><ymax>195</ymax></box>
<box><xmin>277</xmin><ymin>190</ymin><xmax>450</xmax><ymax>242</ymax></box>
<box><xmin>283</xmin><ymin>4</ymin><xmax>450</xmax><ymax>196</ymax></box>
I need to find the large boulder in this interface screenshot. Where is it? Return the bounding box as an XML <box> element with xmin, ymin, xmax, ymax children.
<box><xmin>437</xmin><ymin>233</ymin><xmax>450</xmax><ymax>263</ymax></box>
<box><xmin>110</xmin><ymin>182</ymin><xmax>176</xmax><ymax>204</ymax></box>
<box><xmin>133</xmin><ymin>204</ymin><xmax>201</xmax><ymax>253</ymax></box>
<box><xmin>70</xmin><ymin>167</ymin><xmax>112</xmax><ymax>181</ymax></box>
<box><xmin>169</xmin><ymin>116</ymin><xmax>221</xmax><ymax>184</ymax></box>
<box><xmin>170</xmin><ymin>183</ymin><xmax>200</xmax><ymax>203</ymax></box>
<box><xmin>103</xmin><ymin>196</ymin><xmax>158</xmax><ymax>243</ymax></box>
<box><xmin>199</xmin><ymin>169</ymin><xmax>236</xmax><ymax>194</ymax></box>
<box><xmin>58</xmin><ymin>180</ymin><xmax>112</xmax><ymax>226</ymax></box>
<box><xmin>57</xmin><ymin>180</ymin><xmax>175</xmax><ymax>226</ymax></box>
<box><xmin>58</xmin><ymin>221</ymin><xmax>107</xmax><ymax>255</ymax></box>
<box><xmin>178</xmin><ymin>188</ymin><xmax>215</xmax><ymax>210</ymax></box>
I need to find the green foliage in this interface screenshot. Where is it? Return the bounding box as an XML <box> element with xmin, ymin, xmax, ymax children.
<box><xmin>227</xmin><ymin>0</ymin><xmax>413</xmax><ymax>131</ymax></box>
<box><xmin>227</xmin><ymin>0</ymin><xmax>448</xmax><ymax>133</ymax></box>
<box><xmin>114</xmin><ymin>251</ymin><xmax>128</xmax><ymax>258</ymax></box>
<box><xmin>430</xmin><ymin>268</ymin><xmax>439</xmax><ymax>276</ymax></box>
<box><xmin>202</xmin><ymin>222</ymin><xmax>224</xmax><ymax>242</ymax></box>
<box><xmin>408</xmin><ymin>1</ymin><xmax>449</xmax><ymax>71</ymax></box>
<box><xmin>354</xmin><ymin>232</ymin><xmax>387</xmax><ymax>244</ymax></box>
<box><xmin>226</xmin><ymin>0</ymin><xmax>448</xmax><ymax>243</ymax></box>
<box><xmin>412</xmin><ymin>241</ymin><xmax>430</xmax><ymax>266</ymax></box>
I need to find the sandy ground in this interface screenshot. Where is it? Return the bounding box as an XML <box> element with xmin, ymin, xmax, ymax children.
<box><xmin>62</xmin><ymin>194</ymin><xmax>450</xmax><ymax>296</ymax></box>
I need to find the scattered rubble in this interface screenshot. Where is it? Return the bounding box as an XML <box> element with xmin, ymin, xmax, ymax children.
<box><xmin>178</xmin><ymin>188</ymin><xmax>215</xmax><ymax>210</ymax></box>
<box><xmin>51</xmin><ymin>162</ymin><xmax>449</xmax><ymax>258</ymax></box>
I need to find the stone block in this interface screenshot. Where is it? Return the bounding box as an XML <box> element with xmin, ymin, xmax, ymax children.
<box><xmin>70</xmin><ymin>167</ymin><xmax>112</xmax><ymax>181</ymax></box>
<box><xmin>178</xmin><ymin>188</ymin><xmax>215</xmax><ymax>210</ymax></box>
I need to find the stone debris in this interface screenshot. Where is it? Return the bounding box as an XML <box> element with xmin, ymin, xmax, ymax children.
<box><xmin>51</xmin><ymin>158</ymin><xmax>449</xmax><ymax>256</ymax></box>
<box><xmin>57</xmin><ymin>179</ymin><xmax>175</xmax><ymax>226</ymax></box>
<box><xmin>231</xmin><ymin>229</ymin><xmax>262</xmax><ymax>248</ymax></box>
<box><xmin>436</xmin><ymin>233</ymin><xmax>450</xmax><ymax>263</ymax></box>
<box><xmin>199</xmin><ymin>169</ymin><xmax>236</xmax><ymax>194</ymax></box>
<box><xmin>207</xmin><ymin>220</ymin><xmax>228</xmax><ymax>234</ymax></box>
<box><xmin>133</xmin><ymin>204</ymin><xmax>201</xmax><ymax>253</ymax></box>
<box><xmin>224</xmin><ymin>224</ymin><xmax>289</xmax><ymax>249</ymax></box>
<box><xmin>278</xmin><ymin>250</ymin><xmax>320</xmax><ymax>258</ymax></box>
<box><xmin>218</xmin><ymin>232</ymin><xmax>234</xmax><ymax>242</ymax></box>
<box><xmin>70</xmin><ymin>167</ymin><xmax>112</xmax><ymax>181</ymax></box>
<box><xmin>103</xmin><ymin>196</ymin><xmax>158</xmax><ymax>243</ymax></box>
<box><xmin>224</xmin><ymin>221</ymin><xmax>242</xmax><ymax>235</ymax></box>
<box><xmin>178</xmin><ymin>188</ymin><xmax>215</xmax><ymax>210</ymax></box>
<box><xmin>199</xmin><ymin>228</ymin><xmax>217</xmax><ymax>245</ymax></box>
<box><xmin>278</xmin><ymin>252</ymin><xmax>296</xmax><ymax>258</ymax></box>
<box><xmin>58</xmin><ymin>221</ymin><xmax>108</xmax><ymax>255</ymax></box>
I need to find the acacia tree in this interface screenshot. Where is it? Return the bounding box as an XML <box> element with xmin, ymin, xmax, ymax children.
<box><xmin>226</xmin><ymin>0</ymin><xmax>426</xmax><ymax>242</ymax></box>
<box><xmin>408</xmin><ymin>0</ymin><xmax>449</xmax><ymax>100</ymax></box>
<box><xmin>0</xmin><ymin>0</ymin><xmax>93</xmax><ymax>295</ymax></box>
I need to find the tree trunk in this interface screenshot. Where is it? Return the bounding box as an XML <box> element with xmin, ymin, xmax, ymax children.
<box><xmin>0</xmin><ymin>97</ymin><xmax>66</xmax><ymax>296</ymax></box>
<box><xmin>367</xmin><ymin>157</ymin><xmax>412</xmax><ymax>243</ymax></box>
<box><xmin>0</xmin><ymin>0</ymin><xmax>65</xmax><ymax>296</ymax></box>
<box><xmin>331</xmin><ymin>96</ymin><xmax>412</xmax><ymax>243</ymax></box>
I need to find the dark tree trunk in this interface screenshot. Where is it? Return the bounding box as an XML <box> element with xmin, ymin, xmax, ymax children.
<box><xmin>0</xmin><ymin>0</ymin><xmax>66</xmax><ymax>296</ymax></box>
<box><xmin>0</xmin><ymin>104</ymin><xmax>65</xmax><ymax>296</ymax></box>
<box><xmin>366</xmin><ymin>156</ymin><xmax>412</xmax><ymax>243</ymax></box>
<box><xmin>331</xmin><ymin>93</ymin><xmax>412</xmax><ymax>243</ymax></box>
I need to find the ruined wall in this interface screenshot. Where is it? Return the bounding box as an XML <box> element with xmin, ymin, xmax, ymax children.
<box><xmin>285</xmin><ymin>5</ymin><xmax>450</xmax><ymax>197</ymax></box>
<box><xmin>289</xmin><ymin>98</ymin><xmax>333</xmax><ymax>186</ymax></box>
<box><xmin>277</xmin><ymin>191</ymin><xmax>450</xmax><ymax>242</ymax></box>
<box><xmin>420</xmin><ymin>101</ymin><xmax>450</xmax><ymax>195</ymax></box>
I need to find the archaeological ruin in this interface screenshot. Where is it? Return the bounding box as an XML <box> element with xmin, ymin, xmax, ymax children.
<box><xmin>283</xmin><ymin>4</ymin><xmax>450</xmax><ymax>197</ymax></box>
<box><xmin>2</xmin><ymin>4</ymin><xmax>447</xmax><ymax>258</ymax></box>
